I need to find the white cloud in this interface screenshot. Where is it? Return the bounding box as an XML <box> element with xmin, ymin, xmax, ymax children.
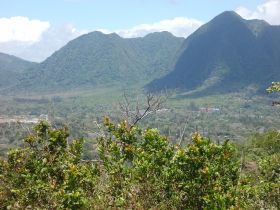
<box><xmin>0</xmin><ymin>24</ymin><xmax>84</xmax><ymax>62</ymax></box>
<box><xmin>236</xmin><ymin>0</ymin><xmax>280</xmax><ymax>25</ymax></box>
<box><xmin>118</xmin><ymin>17</ymin><xmax>203</xmax><ymax>38</ymax></box>
<box><xmin>0</xmin><ymin>16</ymin><xmax>50</xmax><ymax>42</ymax></box>
<box><xmin>0</xmin><ymin>16</ymin><xmax>202</xmax><ymax>62</ymax></box>
<box><xmin>99</xmin><ymin>17</ymin><xmax>203</xmax><ymax>38</ymax></box>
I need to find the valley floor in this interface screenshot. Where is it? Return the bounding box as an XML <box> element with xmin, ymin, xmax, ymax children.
<box><xmin>0</xmin><ymin>88</ymin><xmax>280</xmax><ymax>156</ymax></box>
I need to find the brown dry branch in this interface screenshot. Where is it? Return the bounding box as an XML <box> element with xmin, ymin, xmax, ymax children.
<box><xmin>119</xmin><ymin>91</ymin><xmax>172</xmax><ymax>129</ymax></box>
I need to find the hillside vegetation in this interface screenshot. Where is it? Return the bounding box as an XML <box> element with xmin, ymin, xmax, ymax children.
<box><xmin>0</xmin><ymin>53</ymin><xmax>37</xmax><ymax>90</ymax></box>
<box><xmin>0</xmin><ymin>117</ymin><xmax>279</xmax><ymax>209</ymax></box>
<box><xmin>15</xmin><ymin>32</ymin><xmax>183</xmax><ymax>92</ymax></box>
<box><xmin>1</xmin><ymin>11</ymin><xmax>280</xmax><ymax>96</ymax></box>
<box><xmin>147</xmin><ymin>11</ymin><xmax>280</xmax><ymax>95</ymax></box>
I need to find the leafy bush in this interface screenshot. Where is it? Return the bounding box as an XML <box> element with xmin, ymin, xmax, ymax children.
<box><xmin>1</xmin><ymin>119</ymin><xmax>240</xmax><ymax>209</ymax></box>
<box><xmin>237</xmin><ymin>129</ymin><xmax>280</xmax><ymax>209</ymax></box>
<box><xmin>0</xmin><ymin>121</ymin><xmax>99</xmax><ymax>209</ymax></box>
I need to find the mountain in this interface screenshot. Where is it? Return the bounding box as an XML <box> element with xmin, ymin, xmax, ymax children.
<box><xmin>0</xmin><ymin>53</ymin><xmax>37</xmax><ymax>89</ymax></box>
<box><xmin>147</xmin><ymin>11</ymin><xmax>280</xmax><ymax>94</ymax></box>
<box><xmin>17</xmin><ymin>31</ymin><xmax>184</xmax><ymax>92</ymax></box>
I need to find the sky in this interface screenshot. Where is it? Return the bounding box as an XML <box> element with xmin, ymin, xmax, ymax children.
<box><xmin>0</xmin><ymin>0</ymin><xmax>280</xmax><ymax>62</ymax></box>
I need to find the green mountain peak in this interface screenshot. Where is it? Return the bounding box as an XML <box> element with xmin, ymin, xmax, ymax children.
<box><xmin>146</xmin><ymin>11</ymin><xmax>280</xmax><ymax>95</ymax></box>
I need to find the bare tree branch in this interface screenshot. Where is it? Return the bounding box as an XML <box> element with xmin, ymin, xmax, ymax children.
<box><xmin>118</xmin><ymin>91</ymin><xmax>171</xmax><ymax>129</ymax></box>
<box><xmin>178</xmin><ymin>123</ymin><xmax>188</xmax><ymax>146</ymax></box>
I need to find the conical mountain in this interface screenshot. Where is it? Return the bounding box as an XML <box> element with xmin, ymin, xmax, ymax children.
<box><xmin>147</xmin><ymin>11</ymin><xmax>280</xmax><ymax>94</ymax></box>
<box><xmin>18</xmin><ymin>31</ymin><xmax>183</xmax><ymax>92</ymax></box>
<box><xmin>0</xmin><ymin>52</ymin><xmax>36</xmax><ymax>89</ymax></box>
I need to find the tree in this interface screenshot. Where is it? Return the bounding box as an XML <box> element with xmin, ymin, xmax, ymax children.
<box><xmin>267</xmin><ymin>82</ymin><xmax>280</xmax><ymax>106</ymax></box>
<box><xmin>118</xmin><ymin>92</ymin><xmax>169</xmax><ymax>128</ymax></box>
<box><xmin>267</xmin><ymin>82</ymin><xmax>280</xmax><ymax>93</ymax></box>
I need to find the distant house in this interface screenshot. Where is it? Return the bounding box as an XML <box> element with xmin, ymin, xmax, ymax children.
<box><xmin>199</xmin><ymin>107</ymin><xmax>220</xmax><ymax>113</ymax></box>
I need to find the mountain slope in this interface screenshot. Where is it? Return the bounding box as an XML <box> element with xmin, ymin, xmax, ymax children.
<box><xmin>147</xmin><ymin>11</ymin><xmax>280</xmax><ymax>94</ymax></box>
<box><xmin>17</xmin><ymin>31</ymin><xmax>184</xmax><ymax>92</ymax></box>
<box><xmin>0</xmin><ymin>53</ymin><xmax>37</xmax><ymax>89</ymax></box>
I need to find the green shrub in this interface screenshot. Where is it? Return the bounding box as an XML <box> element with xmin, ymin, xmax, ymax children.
<box><xmin>0</xmin><ymin>121</ymin><xmax>99</xmax><ymax>209</ymax></box>
<box><xmin>0</xmin><ymin>119</ymin><xmax>240</xmax><ymax>209</ymax></box>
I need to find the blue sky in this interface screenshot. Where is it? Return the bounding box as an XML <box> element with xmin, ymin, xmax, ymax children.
<box><xmin>0</xmin><ymin>0</ymin><xmax>280</xmax><ymax>61</ymax></box>
<box><xmin>1</xmin><ymin>0</ymin><xmax>263</xmax><ymax>30</ymax></box>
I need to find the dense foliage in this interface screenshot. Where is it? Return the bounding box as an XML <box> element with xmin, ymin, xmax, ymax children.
<box><xmin>233</xmin><ymin>129</ymin><xmax>280</xmax><ymax>209</ymax></box>
<box><xmin>234</xmin><ymin>82</ymin><xmax>280</xmax><ymax>209</ymax></box>
<box><xmin>0</xmin><ymin>52</ymin><xmax>36</xmax><ymax>90</ymax></box>
<box><xmin>17</xmin><ymin>32</ymin><xmax>183</xmax><ymax>92</ymax></box>
<box><xmin>0</xmin><ymin>119</ymin><xmax>241</xmax><ymax>209</ymax></box>
<box><xmin>147</xmin><ymin>11</ymin><xmax>280</xmax><ymax>95</ymax></box>
<box><xmin>0</xmin><ymin>121</ymin><xmax>99</xmax><ymax>209</ymax></box>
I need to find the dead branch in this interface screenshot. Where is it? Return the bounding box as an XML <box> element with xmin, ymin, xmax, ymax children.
<box><xmin>118</xmin><ymin>91</ymin><xmax>171</xmax><ymax>128</ymax></box>
<box><xmin>178</xmin><ymin>123</ymin><xmax>188</xmax><ymax>146</ymax></box>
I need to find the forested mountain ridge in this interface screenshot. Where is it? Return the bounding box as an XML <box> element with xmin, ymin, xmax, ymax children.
<box><xmin>2</xmin><ymin>11</ymin><xmax>280</xmax><ymax>95</ymax></box>
<box><xmin>15</xmin><ymin>31</ymin><xmax>184</xmax><ymax>92</ymax></box>
<box><xmin>147</xmin><ymin>11</ymin><xmax>280</xmax><ymax>95</ymax></box>
<box><xmin>0</xmin><ymin>53</ymin><xmax>37</xmax><ymax>90</ymax></box>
